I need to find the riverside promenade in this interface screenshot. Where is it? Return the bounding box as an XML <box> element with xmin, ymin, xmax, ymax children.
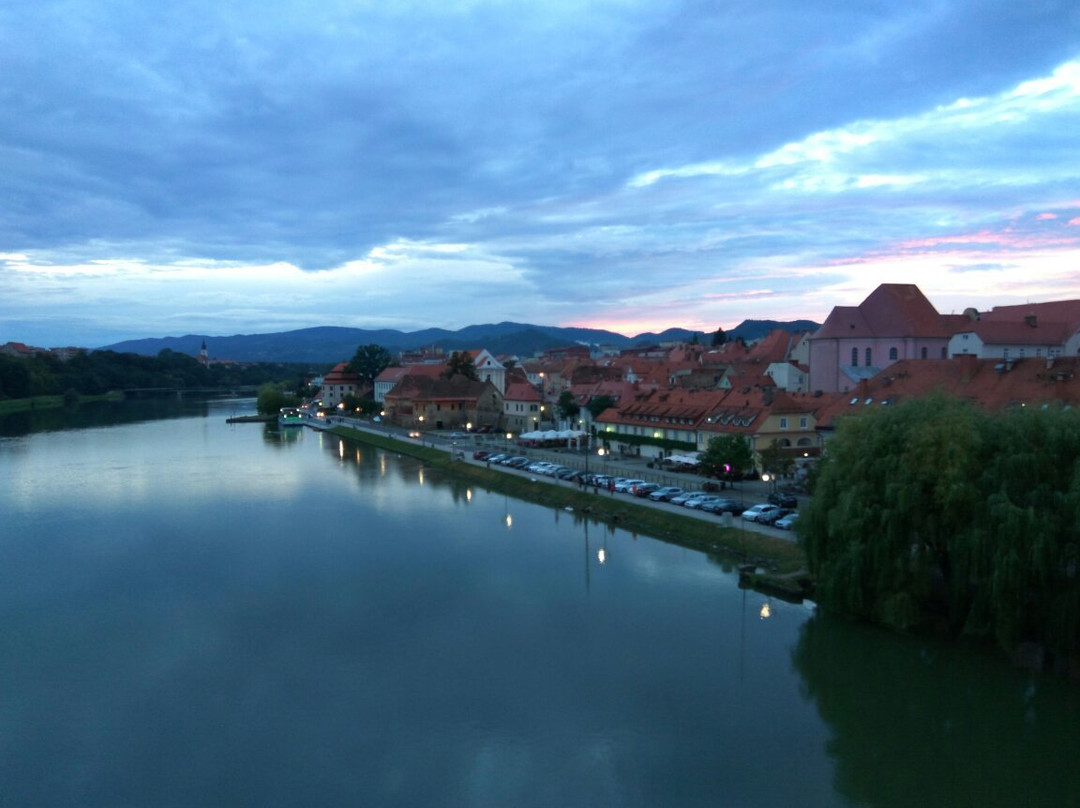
<box><xmin>317</xmin><ymin>415</ymin><xmax>800</xmax><ymax>543</ymax></box>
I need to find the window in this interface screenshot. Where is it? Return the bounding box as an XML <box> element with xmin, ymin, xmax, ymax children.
<box><xmin>779</xmin><ymin>417</ymin><xmax>788</xmax><ymax>430</ymax></box>
<box><xmin>889</xmin><ymin>347</ymin><xmax>898</xmax><ymax>361</ymax></box>
<box><xmin>865</xmin><ymin>347</ymin><xmax>872</xmax><ymax>366</ymax></box>
<box><xmin>799</xmin><ymin>417</ymin><xmax>808</xmax><ymax>429</ymax></box>
<box><xmin>851</xmin><ymin>347</ymin><xmax>858</xmax><ymax>366</ymax></box>
<box><xmin>940</xmin><ymin>347</ymin><xmax>946</xmax><ymax>358</ymax></box>
<box><xmin>920</xmin><ymin>347</ymin><xmax>928</xmax><ymax>359</ymax></box>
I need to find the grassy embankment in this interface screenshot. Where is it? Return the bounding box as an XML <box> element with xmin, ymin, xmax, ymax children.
<box><xmin>0</xmin><ymin>391</ymin><xmax>124</xmax><ymax>415</ymax></box>
<box><xmin>330</xmin><ymin>424</ymin><xmax>808</xmax><ymax>579</ymax></box>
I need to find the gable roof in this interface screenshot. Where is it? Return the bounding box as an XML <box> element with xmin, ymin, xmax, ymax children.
<box><xmin>812</xmin><ymin>283</ymin><xmax>949</xmax><ymax>340</ymax></box>
<box><xmin>384</xmin><ymin>373</ymin><xmax>497</xmax><ymax>403</ymax></box>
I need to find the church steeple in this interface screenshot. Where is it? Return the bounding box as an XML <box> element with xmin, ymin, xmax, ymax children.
<box><xmin>199</xmin><ymin>340</ymin><xmax>208</xmax><ymax>364</ymax></box>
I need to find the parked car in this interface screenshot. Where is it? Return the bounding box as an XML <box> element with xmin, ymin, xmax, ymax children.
<box><xmin>614</xmin><ymin>478</ymin><xmax>646</xmax><ymax>493</ymax></box>
<box><xmin>685</xmin><ymin>495</ymin><xmax>722</xmax><ymax>510</ymax></box>
<box><xmin>768</xmin><ymin>491</ymin><xmax>798</xmax><ymax>508</ymax></box>
<box><xmin>742</xmin><ymin>503</ymin><xmax>781</xmax><ymax>522</ymax></box>
<box><xmin>668</xmin><ymin>491</ymin><xmax>701</xmax><ymax>506</ymax></box>
<box><xmin>774</xmin><ymin>512</ymin><xmax>799</xmax><ymax>530</ymax></box>
<box><xmin>758</xmin><ymin>507</ymin><xmax>794</xmax><ymax>526</ymax></box>
<box><xmin>633</xmin><ymin>482</ymin><xmax>661</xmax><ymax>497</ymax></box>
<box><xmin>503</xmin><ymin>456</ymin><xmax>531</xmax><ymax>468</ymax></box>
<box><xmin>649</xmin><ymin>486</ymin><xmax>685</xmax><ymax>502</ymax></box>
<box><xmin>700</xmin><ymin>498</ymin><xmax>745</xmax><ymax>515</ymax></box>
<box><xmin>485</xmin><ymin>453</ymin><xmax>508</xmax><ymax>464</ymax></box>
<box><xmin>473</xmin><ymin>450</ymin><xmax>491</xmax><ymax>461</ymax></box>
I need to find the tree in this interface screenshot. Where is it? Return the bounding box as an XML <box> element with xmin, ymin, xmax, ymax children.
<box><xmin>698</xmin><ymin>433</ymin><xmax>754</xmax><ymax>480</ymax></box>
<box><xmin>799</xmin><ymin>393</ymin><xmax>1080</xmax><ymax>661</ymax></box>
<box><xmin>585</xmin><ymin>395</ymin><xmax>616</xmax><ymax>420</ymax></box>
<box><xmin>556</xmin><ymin>390</ymin><xmax>580</xmax><ymax>421</ymax></box>
<box><xmin>348</xmin><ymin>344</ymin><xmax>393</xmax><ymax>386</ymax></box>
<box><xmin>711</xmin><ymin>327</ymin><xmax>728</xmax><ymax>347</ymax></box>
<box><xmin>256</xmin><ymin>383</ymin><xmax>286</xmax><ymax>415</ymax></box>
<box><xmin>443</xmin><ymin>351</ymin><xmax>479</xmax><ymax>381</ymax></box>
<box><xmin>759</xmin><ymin>440</ymin><xmax>795</xmax><ymax>479</ymax></box>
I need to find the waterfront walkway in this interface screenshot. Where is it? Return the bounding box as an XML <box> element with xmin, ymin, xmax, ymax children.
<box><xmin>317</xmin><ymin>416</ymin><xmax>800</xmax><ymax>543</ymax></box>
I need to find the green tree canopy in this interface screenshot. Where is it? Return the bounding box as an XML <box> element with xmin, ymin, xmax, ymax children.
<box><xmin>556</xmin><ymin>390</ymin><xmax>580</xmax><ymax>421</ymax></box>
<box><xmin>711</xmin><ymin>328</ymin><xmax>727</xmax><ymax>346</ymax></box>
<box><xmin>585</xmin><ymin>394</ymin><xmax>616</xmax><ymax>420</ymax></box>
<box><xmin>759</xmin><ymin>440</ymin><xmax>795</xmax><ymax>478</ymax></box>
<box><xmin>698</xmin><ymin>433</ymin><xmax>754</xmax><ymax>479</ymax></box>
<box><xmin>800</xmin><ymin>393</ymin><xmax>1080</xmax><ymax>662</ymax></box>
<box><xmin>256</xmin><ymin>382</ymin><xmax>297</xmax><ymax>415</ymax></box>
<box><xmin>347</xmin><ymin>344</ymin><xmax>393</xmax><ymax>386</ymax></box>
<box><xmin>443</xmin><ymin>351</ymin><xmax>479</xmax><ymax>381</ymax></box>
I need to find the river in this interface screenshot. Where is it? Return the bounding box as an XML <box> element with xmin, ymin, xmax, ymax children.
<box><xmin>1</xmin><ymin>398</ymin><xmax>1077</xmax><ymax>807</ymax></box>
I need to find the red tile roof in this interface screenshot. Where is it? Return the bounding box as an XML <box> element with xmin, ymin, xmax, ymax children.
<box><xmin>814</xmin><ymin>355</ymin><xmax>1080</xmax><ymax>427</ymax></box>
<box><xmin>814</xmin><ymin>283</ymin><xmax>949</xmax><ymax>339</ymax></box>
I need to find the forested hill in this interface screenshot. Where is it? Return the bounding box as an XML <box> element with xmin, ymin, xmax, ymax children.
<box><xmin>98</xmin><ymin>319</ymin><xmax>820</xmax><ymax>363</ymax></box>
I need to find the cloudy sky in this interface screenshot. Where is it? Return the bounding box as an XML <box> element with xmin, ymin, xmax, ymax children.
<box><xmin>4</xmin><ymin>0</ymin><xmax>1080</xmax><ymax>347</ymax></box>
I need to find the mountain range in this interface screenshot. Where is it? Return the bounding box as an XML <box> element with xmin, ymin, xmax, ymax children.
<box><xmin>99</xmin><ymin>319</ymin><xmax>821</xmax><ymax>364</ymax></box>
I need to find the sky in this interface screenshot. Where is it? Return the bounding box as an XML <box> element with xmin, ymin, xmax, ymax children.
<box><xmin>4</xmin><ymin>0</ymin><xmax>1080</xmax><ymax>348</ymax></box>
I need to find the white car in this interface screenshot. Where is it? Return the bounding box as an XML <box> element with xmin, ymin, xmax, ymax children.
<box><xmin>614</xmin><ymin>478</ymin><xmax>646</xmax><ymax>493</ymax></box>
<box><xmin>742</xmin><ymin>503</ymin><xmax>781</xmax><ymax>523</ymax></box>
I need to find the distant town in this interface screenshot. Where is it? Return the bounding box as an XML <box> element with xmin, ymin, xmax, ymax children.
<box><xmin>6</xmin><ymin>282</ymin><xmax>1080</xmax><ymax>476</ymax></box>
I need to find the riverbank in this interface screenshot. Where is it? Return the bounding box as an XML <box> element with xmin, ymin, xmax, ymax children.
<box><xmin>0</xmin><ymin>390</ymin><xmax>124</xmax><ymax>415</ymax></box>
<box><xmin>328</xmin><ymin>424</ymin><xmax>809</xmax><ymax>578</ymax></box>
<box><xmin>226</xmin><ymin>413</ymin><xmax>275</xmax><ymax>423</ymax></box>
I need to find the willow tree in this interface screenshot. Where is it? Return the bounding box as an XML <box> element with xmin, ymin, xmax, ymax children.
<box><xmin>800</xmin><ymin>394</ymin><xmax>984</xmax><ymax>630</ymax></box>
<box><xmin>802</xmin><ymin>394</ymin><xmax>1080</xmax><ymax>661</ymax></box>
<box><xmin>965</xmin><ymin>406</ymin><xmax>1080</xmax><ymax>656</ymax></box>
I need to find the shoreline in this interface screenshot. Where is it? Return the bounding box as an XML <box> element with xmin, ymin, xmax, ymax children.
<box><xmin>0</xmin><ymin>390</ymin><xmax>124</xmax><ymax>415</ymax></box>
<box><xmin>326</xmin><ymin>423</ymin><xmax>810</xmax><ymax>582</ymax></box>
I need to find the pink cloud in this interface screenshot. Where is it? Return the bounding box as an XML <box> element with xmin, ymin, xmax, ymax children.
<box><xmin>1037</xmin><ymin>213</ymin><xmax>1058</xmax><ymax>220</ymax></box>
<box><xmin>1069</xmin><ymin>217</ymin><xmax>1080</xmax><ymax>226</ymax></box>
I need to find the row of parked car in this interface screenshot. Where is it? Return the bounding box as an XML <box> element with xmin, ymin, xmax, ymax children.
<box><xmin>472</xmin><ymin>451</ymin><xmax>801</xmax><ymax>530</ymax></box>
<box><xmin>474</xmin><ymin>452</ymin><xmax>584</xmax><ymax>481</ymax></box>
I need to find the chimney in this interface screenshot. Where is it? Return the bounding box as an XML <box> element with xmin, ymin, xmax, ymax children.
<box><xmin>1025</xmin><ymin>314</ymin><xmax>1037</xmax><ymax>327</ymax></box>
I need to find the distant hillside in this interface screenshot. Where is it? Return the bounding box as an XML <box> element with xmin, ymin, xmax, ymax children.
<box><xmin>98</xmin><ymin>319</ymin><xmax>819</xmax><ymax>363</ymax></box>
<box><xmin>727</xmin><ymin>319</ymin><xmax>820</xmax><ymax>343</ymax></box>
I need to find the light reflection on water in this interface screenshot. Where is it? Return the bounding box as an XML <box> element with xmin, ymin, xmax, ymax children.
<box><xmin>0</xmin><ymin>401</ymin><xmax>1077</xmax><ymax>807</ymax></box>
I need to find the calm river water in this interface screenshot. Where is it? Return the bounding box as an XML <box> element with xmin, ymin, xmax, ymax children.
<box><xmin>1</xmin><ymin>398</ymin><xmax>1078</xmax><ymax>807</ymax></box>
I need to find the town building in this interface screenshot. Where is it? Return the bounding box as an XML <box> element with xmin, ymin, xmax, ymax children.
<box><xmin>807</xmin><ymin>284</ymin><xmax>952</xmax><ymax>393</ymax></box>
<box><xmin>319</xmin><ymin>362</ymin><xmax>364</xmax><ymax>409</ymax></box>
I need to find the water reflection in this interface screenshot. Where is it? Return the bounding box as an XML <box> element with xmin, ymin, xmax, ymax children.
<box><xmin>0</xmin><ymin>395</ymin><xmax>219</xmax><ymax>438</ymax></box>
<box><xmin>791</xmin><ymin>613</ymin><xmax>1080</xmax><ymax>807</ymax></box>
